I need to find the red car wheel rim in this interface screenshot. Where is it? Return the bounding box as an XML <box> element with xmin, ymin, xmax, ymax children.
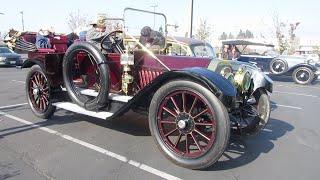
<box><xmin>28</xmin><ymin>72</ymin><xmax>50</xmax><ymax>112</ymax></box>
<box><xmin>157</xmin><ymin>90</ymin><xmax>217</xmax><ymax>158</ymax></box>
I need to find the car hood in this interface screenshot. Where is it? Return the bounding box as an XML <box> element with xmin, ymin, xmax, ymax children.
<box><xmin>0</xmin><ymin>53</ymin><xmax>21</xmax><ymax>58</ymax></box>
<box><xmin>207</xmin><ymin>58</ymin><xmax>273</xmax><ymax>93</ymax></box>
<box><xmin>207</xmin><ymin>58</ymin><xmax>258</xmax><ymax>72</ymax></box>
<box><xmin>278</xmin><ymin>55</ymin><xmax>306</xmax><ymax>61</ymax></box>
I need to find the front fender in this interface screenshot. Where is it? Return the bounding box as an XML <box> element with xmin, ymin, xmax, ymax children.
<box><xmin>251</xmin><ymin>71</ymin><xmax>273</xmax><ymax>93</ymax></box>
<box><xmin>142</xmin><ymin>67</ymin><xmax>237</xmax><ymax>108</ymax></box>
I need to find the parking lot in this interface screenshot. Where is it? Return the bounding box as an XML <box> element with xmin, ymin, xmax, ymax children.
<box><xmin>0</xmin><ymin>67</ymin><xmax>319</xmax><ymax>180</ymax></box>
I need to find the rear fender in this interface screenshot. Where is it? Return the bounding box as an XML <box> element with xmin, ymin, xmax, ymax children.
<box><xmin>287</xmin><ymin>63</ymin><xmax>318</xmax><ymax>74</ymax></box>
<box><xmin>21</xmin><ymin>59</ymin><xmax>43</xmax><ymax>69</ymax></box>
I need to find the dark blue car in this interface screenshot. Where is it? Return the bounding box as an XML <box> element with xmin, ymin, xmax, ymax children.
<box><xmin>0</xmin><ymin>46</ymin><xmax>23</xmax><ymax>66</ymax></box>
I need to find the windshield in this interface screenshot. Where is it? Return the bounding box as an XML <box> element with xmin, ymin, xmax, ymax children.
<box><xmin>192</xmin><ymin>44</ymin><xmax>216</xmax><ymax>58</ymax></box>
<box><xmin>0</xmin><ymin>47</ymin><xmax>13</xmax><ymax>54</ymax></box>
<box><xmin>233</xmin><ymin>45</ymin><xmax>276</xmax><ymax>56</ymax></box>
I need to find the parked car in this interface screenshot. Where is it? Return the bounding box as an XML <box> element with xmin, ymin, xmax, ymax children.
<box><xmin>222</xmin><ymin>39</ymin><xmax>320</xmax><ymax>85</ymax></box>
<box><xmin>165</xmin><ymin>37</ymin><xmax>216</xmax><ymax>58</ymax></box>
<box><xmin>15</xmin><ymin>8</ymin><xmax>272</xmax><ymax>169</ymax></box>
<box><xmin>0</xmin><ymin>46</ymin><xmax>23</xmax><ymax>66</ymax></box>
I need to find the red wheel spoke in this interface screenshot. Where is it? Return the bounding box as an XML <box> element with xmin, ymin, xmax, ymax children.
<box><xmin>163</xmin><ymin>107</ymin><xmax>178</xmax><ymax>118</ymax></box>
<box><xmin>164</xmin><ymin>128</ymin><xmax>178</xmax><ymax>137</ymax></box>
<box><xmin>43</xmin><ymin>95</ymin><xmax>49</xmax><ymax>105</ymax></box>
<box><xmin>191</xmin><ymin>133</ymin><xmax>202</xmax><ymax>151</ymax></box>
<box><xmin>195</xmin><ymin>122</ymin><xmax>213</xmax><ymax>126</ymax></box>
<box><xmin>39</xmin><ymin>98</ymin><xmax>43</xmax><ymax>110</ymax></box>
<box><xmin>33</xmin><ymin>75</ymin><xmax>39</xmax><ymax>86</ymax></box>
<box><xmin>174</xmin><ymin>133</ymin><xmax>182</xmax><ymax>147</ymax></box>
<box><xmin>170</xmin><ymin>97</ymin><xmax>180</xmax><ymax>113</ymax></box>
<box><xmin>160</xmin><ymin>120</ymin><xmax>176</xmax><ymax>124</ymax></box>
<box><xmin>194</xmin><ymin>128</ymin><xmax>210</xmax><ymax>141</ymax></box>
<box><xmin>193</xmin><ymin>108</ymin><xmax>208</xmax><ymax>119</ymax></box>
<box><xmin>189</xmin><ymin>97</ymin><xmax>198</xmax><ymax>114</ymax></box>
<box><xmin>182</xmin><ymin>92</ymin><xmax>186</xmax><ymax>112</ymax></box>
<box><xmin>42</xmin><ymin>99</ymin><xmax>47</xmax><ymax>110</ymax></box>
<box><xmin>31</xmin><ymin>80</ymin><xmax>37</xmax><ymax>86</ymax></box>
<box><xmin>185</xmin><ymin>134</ymin><xmax>189</xmax><ymax>154</ymax></box>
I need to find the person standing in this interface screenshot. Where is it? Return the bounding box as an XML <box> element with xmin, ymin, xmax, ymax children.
<box><xmin>86</xmin><ymin>13</ymin><xmax>109</xmax><ymax>47</ymax></box>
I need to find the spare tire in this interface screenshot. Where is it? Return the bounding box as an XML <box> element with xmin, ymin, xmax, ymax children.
<box><xmin>62</xmin><ymin>42</ymin><xmax>109</xmax><ymax>110</ymax></box>
<box><xmin>270</xmin><ymin>58</ymin><xmax>288</xmax><ymax>74</ymax></box>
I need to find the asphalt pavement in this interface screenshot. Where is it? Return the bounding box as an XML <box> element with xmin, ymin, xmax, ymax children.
<box><xmin>0</xmin><ymin>67</ymin><xmax>320</xmax><ymax>180</ymax></box>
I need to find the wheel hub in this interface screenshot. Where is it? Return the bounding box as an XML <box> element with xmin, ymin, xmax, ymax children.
<box><xmin>176</xmin><ymin>113</ymin><xmax>194</xmax><ymax>134</ymax></box>
<box><xmin>33</xmin><ymin>88</ymin><xmax>40</xmax><ymax>95</ymax></box>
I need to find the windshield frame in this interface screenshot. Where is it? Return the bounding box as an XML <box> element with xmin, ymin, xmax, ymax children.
<box><xmin>190</xmin><ymin>43</ymin><xmax>216</xmax><ymax>58</ymax></box>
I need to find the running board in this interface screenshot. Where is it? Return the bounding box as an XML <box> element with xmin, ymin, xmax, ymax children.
<box><xmin>53</xmin><ymin>102</ymin><xmax>113</xmax><ymax>119</ymax></box>
<box><xmin>61</xmin><ymin>88</ymin><xmax>133</xmax><ymax>103</ymax></box>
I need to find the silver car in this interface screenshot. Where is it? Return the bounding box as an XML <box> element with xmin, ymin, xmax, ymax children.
<box><xmin>270</xmin><ymin>55</ymin><xmax>320</xmax><ymax>85</ymax></box>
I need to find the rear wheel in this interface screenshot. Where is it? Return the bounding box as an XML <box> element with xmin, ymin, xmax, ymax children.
<box><xmin>149</xmin><ymin>80</ymin><xmax>230</xmax><ymax>169</ymax></box>
<box><xmin>292</xmin><ymin>67</ymin><xmax>314</xmax><ymax>85</ymax></box>
<box><xmin>26</xmin><ymin>65</ymin><xmax>56</xmax><ymax>119</ymax></box>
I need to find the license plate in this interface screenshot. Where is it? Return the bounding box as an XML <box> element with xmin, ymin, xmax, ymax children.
<box><xmin>10</xmin><ymin>61</ymin><xmax>16</xmax><ymax>64</ymax></box>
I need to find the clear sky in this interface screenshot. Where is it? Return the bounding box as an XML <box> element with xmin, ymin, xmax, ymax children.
<box><xmin>0</xmin><ymin>0</ymin><xmax>319</xmax><ymax>44</ymax></box>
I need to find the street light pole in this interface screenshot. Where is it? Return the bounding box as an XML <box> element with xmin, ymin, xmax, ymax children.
<box><xmin>20</xmin><ymin>11</ymin><xmax>24</xmax><ymax>31</ymax></box>
<box><xmin>190</xmin><ymin>0</ymin><xmax>194</xmax><ymax>38</ymax></box>
<box><xmin>150</xmin><ymin>4</ymin><xmax>158</xmax><ymax>29</ymax></box>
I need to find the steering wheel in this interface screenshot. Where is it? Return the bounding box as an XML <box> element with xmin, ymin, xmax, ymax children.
<box><xmin>100</xmin><ymin>30</ymin><xmax>124</xmax><ymax>53</ymax></box>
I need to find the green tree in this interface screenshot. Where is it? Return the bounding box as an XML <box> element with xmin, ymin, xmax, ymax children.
<box><xmin>219</xmin><ymin>32</ymin><xmax>228</xmax><ymax>40</ymax></box>
<box><xmin>228</xmin><ymin>32</ymin><xmax>234</xmax><ymax>39</ymax></box>
<box><xmin>195</xmin><ymin>19</ymin><xmax>212</xmax><ymax>41</ymax></box>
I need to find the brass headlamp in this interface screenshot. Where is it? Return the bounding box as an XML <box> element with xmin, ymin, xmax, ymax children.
<box><xmin>234</xmin><ymin>65</ymin><xmax>252</xmax><ymax>92</ymax></box>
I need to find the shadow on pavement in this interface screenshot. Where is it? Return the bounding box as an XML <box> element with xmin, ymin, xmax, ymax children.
<box><xmin>0</xmin><ymin>107</ymin><xmax>150</xmax><ymax>138</ymax></box>
<box><xmin>0</xmin><ymin>105</ymin><xmax>294</xmax><ymax>171</ymax></box>
<box><xmin>76</xmin><ymin>111</ymin><xmax>151</xmax><ymax>136</ymax></box>
<box><xmin>269</xmin><ymin>74</ymin><xmax>320</xmax><ymax>85</ymax></box>
<box><xmin>0</xmin><ymin>163</ymin><xmax>21</xmax><ymax>179</ymax></box>
<box><xmin>205</xmin><ymin>118</ymin><xmax>294</xmax><ymax>171</ymax></box>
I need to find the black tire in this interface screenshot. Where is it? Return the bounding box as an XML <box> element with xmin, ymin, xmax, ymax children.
<box><xmin>149</xmin><ymin>80</ymin><xmax>230</xmax><ymax>169</ymax></box>
<box><xmin>312</xmin><ymin>75</ymin><xmax>318</xmax><ymax>84</ymax></box>
<box><xmin>62</xmin><ymin>42</ymin><xmax>110</xmax><ymax>110</ymax></box>
<box><xmin>241</xmin><ymin>89</ymin><xmax>271</xmax><ymax>135</ymax></box>
<box><xmin>270</xmin><ymin>58</ymin><xmax>288</xmax><ymax>74</ymax></box>
<box><xmin>292</xmin><ymin>67</ymin><xmax>314</xmax><ymax>85</ymax></box>
<box><xmin>26</xmin><ymin>65</ymin><xmax>56</xmax><ymax>119</ymax></box>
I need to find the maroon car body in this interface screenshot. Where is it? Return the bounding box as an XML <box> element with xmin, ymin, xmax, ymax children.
<box><xmin>19</xmin><ymin>8</ymin><xmax>272</xmax><ymax>170</ymax></box>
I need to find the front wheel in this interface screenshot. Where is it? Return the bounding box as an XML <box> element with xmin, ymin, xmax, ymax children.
<box><xmin>292</xmin><ymin>67</ymin><xmax>314</xmax><ymax>85</ymax></box>
<box><xmin>149</xmin><ymin>80</ymin><xmax>230</xmax><ymax>169</ymax></box>
<box><xmin>26</xmin><ymin>65</ymin><xmax>56</xmax><ymax>119</ymax></box>
<box><xmin>240</xmin><ymin>89</ymin><xmax>271</xmax><ymax>135</ymax></box>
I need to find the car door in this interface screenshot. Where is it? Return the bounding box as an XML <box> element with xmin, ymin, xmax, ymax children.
<box><xmin>238</xmin><ymin>55</ymin><xmax>272</xmax><ymax>72</ymax></box>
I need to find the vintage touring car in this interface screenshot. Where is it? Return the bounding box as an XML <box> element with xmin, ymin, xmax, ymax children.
<box><xmin>11</xmin><ymin>8</ymin><xmax>273</xmax><ymax>169</ymax></box>
<box><xmin>222</xmin><ymin>39</ymin><xmax>320</xmax><ymax>85</ymax></box>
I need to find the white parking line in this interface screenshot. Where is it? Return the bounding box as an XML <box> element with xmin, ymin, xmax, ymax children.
<box><xmin>276</xmin><ymin>84</ymin><xmax>320</xmax><ymax>90</ymax></box>
<box><xmin>271</xmin><ymin>103</ymin><xmax>303</xmax><ymax>110</ymax></box>
<box><xmin>0</xmin><ymin>109</ymin><xmax>182</xmax><ymax>180</ymax></box>
<box><xmin>273</xmin><ymin>91</ymin><xmax>319</xmax><ymax>98</ymax></box>
<box><xmin>0</xmin><ymin>103</ymin><xmax>28</xmax><ymax>110</ymax></box>
<box><xmin>11</xmin><ymin>80</ymin><xmax>26</xmax><ymax>84</ymax></box>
